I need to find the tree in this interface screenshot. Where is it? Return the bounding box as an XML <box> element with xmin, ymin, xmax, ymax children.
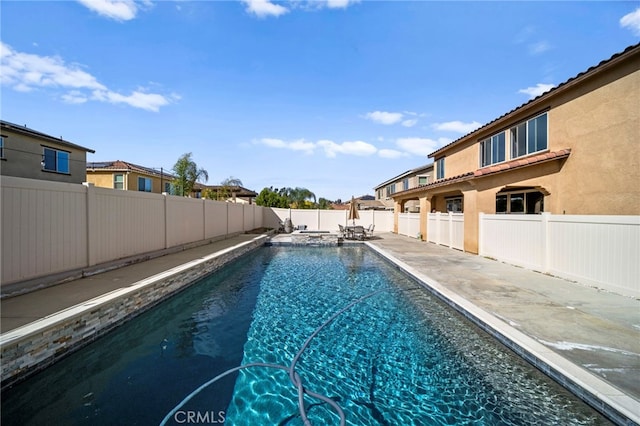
<box><xmin>215</xmin><ymin>176</ymin><xmax>243</xmax><ymax>201</ymax></box>
<box><xmin>171</xmin><ymin>153</ymin><xmax>208</xmax><ymax>196</ymax></box>
<box><xmin>280</xmin><ymin>187</ymin><xmax>316</xmax><ymax>209</ymax></box>
<box><xmin>256</xmin><ymin>186</ymin><xmax>290</xmax><ymax>208</ymax></box>
<box><xmin>317</xmin><ymin>197</ymin><xmax>333</xmax><ymax>209</ymax></box>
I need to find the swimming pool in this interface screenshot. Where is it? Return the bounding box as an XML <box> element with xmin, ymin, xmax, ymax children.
<box><xmin>1</xmin><ymin>246</ymin><xmax>610</xmax><ymax>425</ymax></box>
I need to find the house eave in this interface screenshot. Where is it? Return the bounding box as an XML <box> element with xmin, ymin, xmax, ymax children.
<box><xmin>391</xmin><ymin>149</ymin><xmax>571</xmax><ymax>199</ymax></box>
<box><xmin>1</xmin><ymin>120</ymin><xmax>96</xmax><ymax>154</ymax></box>
<box><xmin>428</xmin><ymin>43</ymin><xmax>640</xmax><ymax>159</ymax></box>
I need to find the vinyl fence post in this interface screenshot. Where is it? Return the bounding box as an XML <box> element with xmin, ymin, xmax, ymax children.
<box><xmin>478</xmin><ymin>212</ymin><xmax>485</xmax><ymax>256</ymax></box>
<box><xmin>163</xmin><ymin>193</ymin><xmax>168</xmax><ymax>249</ymax></box>
<box><xmin>542</xmin><ymin>212</ymin><xmax>551</xmax><ymax>273</ymax></box>
<box><xmin>83</xmin><ymin>182</ymin><xmax>95</xmax><ymax>267</ymax></box>
<box><xmin>448</xmin><ymin>211</ymin><xmax>453</xmax><ymax>248</ymax></box>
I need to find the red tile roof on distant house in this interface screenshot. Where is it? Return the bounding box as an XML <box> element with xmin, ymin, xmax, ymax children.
<box><xmin>87</xmin><ymin>160</ymin><xmax>173</xmax><ymax>178</ymax></box>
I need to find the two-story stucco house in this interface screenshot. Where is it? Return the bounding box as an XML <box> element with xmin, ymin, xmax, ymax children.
<box><xmin>86</xmin><ymin>160</ymin><xmax>175</xmax><ymax>193</ymax></box>
<box><xmin>374</xmin><ymin>163</ymin><xmax>434</xmax><ymax>211</ymax></box>
<box><xmin>0</xmin><ymin>120</ymin><xmax>95</xmax><ymax>184</ymax></box>
<box><xmin>390</xmin><ymin>43</ymin><xmax>640</xmax><ymax>253</ymax></box>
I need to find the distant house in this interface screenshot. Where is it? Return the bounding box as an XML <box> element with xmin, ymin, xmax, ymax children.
<box><xmin>0</xmin><ymin>120</ymin><xmax>95</xmax><ymax>184</ymax></box>
<box><xmin>332</xmin><ymin>195</ymin><xmax>385</xmax><ymax>211</ymax></box>
<box><xmin>389</xmin><ymin>43</ymin><xmax>640</xmax><ymax>253</ymax></box>
<box><xmin>374</xmin><ymin>163</ymin><xmax>434</xmax><ymax>212</ymax></box>
<box><xmin>86</xmin><ymin>160</ymin><xmax>174</xmax><ymax>193</ymax></box>
<box><xmin>194</xmin><ymin>183</ymin><xmax>258</xmax><ymax>204</ymax></box>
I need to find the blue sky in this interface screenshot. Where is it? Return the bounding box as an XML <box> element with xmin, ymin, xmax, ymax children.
<box><xmin>2</xmin><ymin>1</ymin><xmax>639</xmax><ymax>202</ymax></box>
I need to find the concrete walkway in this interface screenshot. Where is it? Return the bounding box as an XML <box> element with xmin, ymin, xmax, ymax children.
<box><xmin>1</xmin><ymin>232</ymin><xmax>638</xmax><ymax>423</ymax></box>
<box><xmin>366</xmin><ymin>233</ymin><xmax>639</xmax><ymax>424</ymax></box>
<box><xmin>0</xmin><ymin>234</ymin><xmax>260</xmax><ymax>333</ymax></box>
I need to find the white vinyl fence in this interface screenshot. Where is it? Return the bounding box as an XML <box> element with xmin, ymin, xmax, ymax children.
<box><xmin>1</xmin><ymin>176</ymin><xmax>265</xmax><ymax>286</ymax></box>
<box><xmin>479</xmin><ymin>213</ymin><xmax>640</xmax><ymax>297</ymax></box>
<box><xmin>265</xmin><ymin>208</ymin><xmax>394</xmax><ymax>234</ymax></box>
<box><xmin>427</xmin><ymin>212</ymin><xmax>465</xmax><ymax>250</ymax></box>
<box><xmin>398</xmin><ymin>213</ymin><xmax>421</xmax><ymax>239</ymax></box>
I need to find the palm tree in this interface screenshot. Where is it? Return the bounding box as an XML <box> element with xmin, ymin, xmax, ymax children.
<box><xmin>171</xmin><ymin>153</ymin><xmax>208</xmax><ymax>196</ymax></box>
<box><xmin>217</xmin><ymin>176</ymin><xmax>243</xmax><ymax>201</ymax></box>
<box><xmin>288</xmin><ymin>187</ymin><xmax>316</xmax><ymax>209</ymax></box>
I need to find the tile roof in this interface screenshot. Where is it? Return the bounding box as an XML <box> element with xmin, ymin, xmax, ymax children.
<box><xmin>473</xmin><ymin>149</ymin><xmax>571</xmax><ymax>178</ymax></box>
<box><xmin>374</xmin><ymin>162</ymin><xmax>434</xmax><ymax>189</ymax></box>
<box><xmin>392</xmin><ymin>172</ymin><xmax>475</xmax><ymax>197</ymax></box>
<box><xmin>429</xmin><ymin>43</ymin><xmax>640</xmax><ymax>158</ymax></box>
<box><xmin>194</xmin><ymin>183</ymin><xmax>258</xmax><ymax>197</ymax></box>
<box><xmin>86</xmin><ymin>160</ymin><xmax>173</xmax><ymax>178</ymax></box>
<box><xmin>391</xmin><ymin>149</ymin><xmax>571</xmax><ymax>198</ymax></box>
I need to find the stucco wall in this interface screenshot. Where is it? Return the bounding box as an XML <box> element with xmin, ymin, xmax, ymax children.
<box><xmin>548</xmin><ymin>67</ymin><xmax>639</xmax><ymax>215</ymax></box>
<box><xmin>427</xmin><ymin>55</ymin><xmax>639</xmax><ymax>217</ymax></box>
<box><xmin>0</xmin><ymin>130</ymin><xmax>89</xmax><ymax>183</ymax></box>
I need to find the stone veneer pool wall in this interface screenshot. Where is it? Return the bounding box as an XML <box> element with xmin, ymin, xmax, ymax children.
<box><xmin>0</xmin><ymin>236</ymin><xmax>267</xmax><ymax>390</ymax></box>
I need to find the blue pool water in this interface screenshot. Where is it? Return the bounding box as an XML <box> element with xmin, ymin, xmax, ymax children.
<box><xmin>2</xmin><ymin>246</ymin><xmax>609</xmax><ymax>425</ymax></box>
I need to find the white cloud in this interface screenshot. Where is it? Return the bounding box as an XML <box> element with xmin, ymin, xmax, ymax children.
<box><xmin>378</xmin><ymin>149</ymin><xmax>407</xmax><ymax>159</ymax></box>
<box><xmin>92</xmin><ymin>89</ymin><xmax>170</xmax><ymax>112</ymax></box>
<box><xmin>255</xmin><ymin>137</ymin><xmax>315</xmax><ymax>154</ymax></box>
<box><xmin>401</xmin><ymin>119</ymin><xmax>418</xmax><ymax>128</ymax></box>
<box><xmin>255</xmin><ymin>137</ymin><xmax>377</xmax><ymax>157</ymax></box>
<box><xmin>61</xmin><ymin>90</ymin><xmax>89</xmax><ymax>104</ymax></box>
<box><xmin>432</xmin><ymin>120</ymin><xmax>482</xmax><ymax>134</ymax></box>
<box><xmin>518</xmin><ymin>83</ymin><xmax>556</xmax><ymax>99</ymax></box>
<box><xmin>396</xmin><ymin>137</ymin><xmax>450</xmax><ymax>157</ymax></box>
<box><xmin>318</xmin><ymin>139</ymin><xmax>377</xmax><ymax>157</ymax></box>
<box><xmin>242</xmin><ymin>0</ymin><xmax>289</xmax><ymax>18</ymax></box>
<box><xmin>326</xmin><ymin>0</ymin><xmax>359</xmax><ymax>9</ymax></box>
<box><xmin>364</xmin><ymin>111</ymin><xmax>404</xmax><ymax>125</ymax></box>
<box><xmin>76</xmin><ymin>0</ymin><xmax>145</xmax><ymax>21</ymax></box>
<box><xmin>1</xmin><ymin>42</ymin><xmax>106</xmax><ymax>91</ymax></box>
<box><xmin>259</xmin><ymin>137</ymin><xmax>287</xmax><ymax>148</ymax></box>
<box><xmin>529</xmin><ymin>41</ymin><xmax>551</xmax><ymax>55</ymax></box>
<box><xmin>1</xmin><ymin>42</ymin><xmax>173</xmax><ymax>112</ymax></box>
<box><xmin>289</xmin><ymin>139</ymin><xmax>316</xmax><ymax>153</ymax></box>
<box><xmin>620</xmin><ymin>7</ymin><xmax>640</xmax><ymax>36</ymax></box>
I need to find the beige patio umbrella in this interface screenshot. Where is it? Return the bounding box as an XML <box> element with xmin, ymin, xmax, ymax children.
<box><xmin>348</xmin><ymin>196</ymin><xmax>360</xmax><ymax>226</ymax></box>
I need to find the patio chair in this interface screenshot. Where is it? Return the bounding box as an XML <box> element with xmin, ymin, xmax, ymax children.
<box><xmin>338</xmin><ymin>224</ymin><xmax>347</xmax><ymax>239</ymax></box>
<box><xmin>366</xmin><ymin>224</ymin><xmax>375</xmax><ymax>239</ymax></box>
<box><xmin>352</xmin><ymin>225</ymin><xmax>366</xmax><ymax>241</ymax></box>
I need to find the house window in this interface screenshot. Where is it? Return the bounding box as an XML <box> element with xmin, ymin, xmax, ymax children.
<box><xmin>386</xmin><ymin>183</ymin><xmax>396</xmax><ymax>197</ymax></box>
<box><xmin>436</xmin><ymin>158</ymin><xmax>445</xmax><ymax>180</ymax></box>
<box><xmin>164</xmin><ymin>182</ymin><xmax>172</xmax><ymax>194</ymax></box>
<box><xmin>0</xmin><ymin>136</ymin><xmax>5</xmax><ymax>158</ymax></box>
<box><xmin>418</xmin><ymin>176</ymin><xmax>429</xmax><ymax>185</ymax></box>
<box><xmin>496</xmin><ymin>189</ymin><xmax>544</xmax><ymax>214</ymax></box>
<box><xmin>114</xmin><ymin>174</ymin><xmax>124</xmax><ymax>190</ymax></box>
<box><xmin>42</xmin><ymin>147</ymin><xmax>70</xmax><ymax>173</ymax></box>
<box><xmin>446</xmin><ymin>197</ymin><xmax>463</xmax><ymax>212</ymax></box>
<box><xmin>480</xmin><ymin>132</ymin><xmax>506</xmax><ymax>167</ymax></box>
<box><xmin>403</xmin><ymin>178</ymin><xmax>409</xmax><ymax>191</ymax></box>
<box><xmin>138</xmin><ymin>177</ymin><xmax>152</xmax><ymax>192</ymax></box>
<box><xmin>510</xmin><ymin>112</ymin><xmax>548</xmax><ymax>159</ymax></box>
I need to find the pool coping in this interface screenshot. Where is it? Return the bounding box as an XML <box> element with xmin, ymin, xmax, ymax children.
<box><xmin>0</xmin><ymin>235</ymin><xmax>267</xmax><ymax>389</ymax></box>
<box><xmin>366</xmin><ymin>242</ymin><xmax>640</xmax><ymax>426</ymax></box>
<box><xmin>2</xmin><ymin>237</ymin><xmax>637</xmax><ymax>424</ymax></box>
